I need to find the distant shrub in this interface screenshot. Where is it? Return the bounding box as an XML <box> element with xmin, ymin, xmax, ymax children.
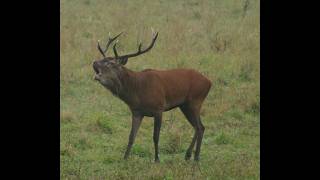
<box><xmin>162</xmin><ymin>127</ymin><xmax>183</xmax><ymax>154</ymax></box>
<box><xmin>60</xmin><ymin>110</ymin><xmax>75</xmax><ymax>123</ymax></box>
<box><xmin>96</xmin><ymin>119</ymin><xmax>113</xmax><ymax>134</ymax></box>
<box><xmin>192</xmin><ymin>11</ymin><xmax>201</xmax><ymax>20</ymax></box>
<box><xmin>215</xmin><ymin>132</ymin><xmax>230</xmax><ymax>145</ymax></box>
<box><xmin>75</xmin><ymin>136</ymin><xmax>91</xmax><ymax>150</ymax></box>
<box><xmin>103</xmin><ymin>157</ymin><xmax>116</xmax><ymax>164</ymax></box>
<box><xmin>239</xmin><ymin>62</ymin><xmax>254</xmax><ymax>81</ymax></box>
<box><xmin>131</xmin><ymin>144</ymin><xmax>151</xmax><ymax>158</ymax></box>
<box><xmin>83</xmin><ymin>0</ymin><xmax>90</xmax><ymax>6</ymax></box>
<box><xmin>245</xmin><ymin>95</ymin><xmax>260</xmax><ymax>114</ymax></box>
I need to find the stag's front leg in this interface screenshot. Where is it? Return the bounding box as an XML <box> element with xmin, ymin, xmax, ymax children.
<box><xmin>153</xmin><ymin>112</ymin><xmax>162</xmax><ymax>163</ymax></box>
<box><xmin>124</xmin><ymin>113</ymin><xmax>143</xmax><ymax>160</ymax></box>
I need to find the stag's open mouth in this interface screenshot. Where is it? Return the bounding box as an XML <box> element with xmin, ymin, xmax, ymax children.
<box><xmin>93</xmin><ymin>69</ymin><xmax>101</xmax><ymax>81</ymax></box>
<box><xmin>94</xmin><ymin>74</ymin><xmax>99</xmax><ymax>81</ymax></box>
<box><xmin>94</xmin><ymin>71</ymin><xmax>102</xmax><ymax>81</ymax></box>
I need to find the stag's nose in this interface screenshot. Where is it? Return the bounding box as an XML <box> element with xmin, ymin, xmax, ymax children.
<box><xmin>93</xmin><ymin>61</ymin><xmax>101</xmax><ymax>80</ymax></box>
<box><xmin>92</xmin><ymin>61</ymin><xmax>99</xmax><ymax>73</ymax></box>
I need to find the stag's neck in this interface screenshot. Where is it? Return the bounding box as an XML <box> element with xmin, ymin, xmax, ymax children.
<box><xmin>113</xmin><ymin>67</ymin><xmax>139</xmax><ymax>105</ymax></box>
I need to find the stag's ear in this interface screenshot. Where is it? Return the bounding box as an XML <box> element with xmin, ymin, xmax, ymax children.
<box><xmin>118</xmin><ymin>57</ymin><xmax>128</xmax><ymax>65</ymax></box>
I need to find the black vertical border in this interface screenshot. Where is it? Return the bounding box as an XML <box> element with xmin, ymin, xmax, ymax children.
<box><xmin>260</xmin><ymin>0</ymin><xmax>315</xmax><ymax>179</ymax></box>
<box><xmin>9</xmin><ymin>0</ymin><xmax>61</xmax><ymax>178</ymax></box>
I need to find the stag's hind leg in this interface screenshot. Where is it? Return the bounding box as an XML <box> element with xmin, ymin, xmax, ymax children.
<box><xmin>194</xmin><ymin>118</ymin><xmax>205</xmax><ymax>161</ymax></box>
<box><xmin>179</xmin><ymin>103</ymin><xmax>201</xmax><ymax>160</ymax></box>
<box><xmin>153</xmin><ymin>112</ymin><xmax>162</xmax><ymax>162</ymax></box>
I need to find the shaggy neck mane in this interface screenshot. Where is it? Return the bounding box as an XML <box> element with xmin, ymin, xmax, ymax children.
<box><xmin>105</xmin><ymin>67</ymin><xmax>138</xmax><ymax>105</ymax></box>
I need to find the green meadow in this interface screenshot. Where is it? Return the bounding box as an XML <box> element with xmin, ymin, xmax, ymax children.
<box><xmin>60</xmin><ymin>0</ymin><xmax>260</xmax><ymax>179</ymax></box>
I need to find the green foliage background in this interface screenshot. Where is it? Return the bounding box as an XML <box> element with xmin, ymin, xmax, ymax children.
<box><xmin>60</xmin><ymin>0</ymin><xmax>260</xmax><ymax>179</ymax></box>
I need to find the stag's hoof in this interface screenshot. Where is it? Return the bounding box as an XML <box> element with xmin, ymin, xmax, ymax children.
<box><xmin>123</xmin><ymin>155</ymin><xmax>129</xmax><ymax>160</ymax></box>
<box><xmin>194</xmin><ymin>156</ymin><xmax>200</xmax><ymax>161</ymax></box>
<box><xmin>185</xmin><ymin>152</ymin><xmax>192</xmax><ymax>160</ymax></box>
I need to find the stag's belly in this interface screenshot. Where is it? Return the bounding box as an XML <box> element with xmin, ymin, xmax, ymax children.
<box><xmin>164</xmin><ymin>104</ymin><xmax>182</xmax><ymax>111</ymax></box>
<box><xmin>163</xmin><ymin>95</ymin><xmax>187</xmax><ymax>111</ymax></box>
<box><xmin>132</xmin><ymin>90</ymin><xmax>186</xmax><ymax>117</ymax></box>
<box><xmin>133</xmin><ymin>105</ymin><xmax>182</xmax><ymax>117</ymax></box>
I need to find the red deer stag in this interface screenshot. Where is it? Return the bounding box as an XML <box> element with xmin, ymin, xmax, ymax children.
<box><xmin>93</xmin><ymin>30</ymin><xmax>212</xmax><ymax>162</ymax></box>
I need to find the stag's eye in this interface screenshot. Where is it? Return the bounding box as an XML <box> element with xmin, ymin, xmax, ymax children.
<box><xmin>107</xmin><ymin>61</ymin><xmax>117</xmax><ymax>67</ymax></box>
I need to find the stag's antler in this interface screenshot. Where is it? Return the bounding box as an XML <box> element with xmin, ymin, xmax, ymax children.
<box><xmin>97</xmin><ymin>32</ymin><xmax>123</xmax><ymax>57</ymax></box>
<box><xmin>112</xmin><ymin>30</ymin><xmax>158</xmax><ymax>60</ymax></box>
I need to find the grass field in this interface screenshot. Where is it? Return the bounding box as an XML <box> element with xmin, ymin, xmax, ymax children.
<box><xmin>60</xmin><ymin>0</ymin><xmax>260</xmax><ymax>179</ymax></box>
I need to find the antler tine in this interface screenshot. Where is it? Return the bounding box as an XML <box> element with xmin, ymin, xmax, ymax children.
<box><xmin>104</xmin><ymin>32</ymin><xmax>123</xmax><ymax>54</ymax></box>
<box><xmin>138</xmin><ymin>43</ymin><xmax>143</xmax><ymax>52</ymax></box>
<box><xmin>139</xmin><ymin>31</ymin><xmax>158</xmax><ymax>54</ymax></box>
<box><xmin>113</xmin><ymin>42</ymin><xmax>119</xmax><ymax>59</ymax></box>
<box><xmin>97</xmin><ymin>40</ymin><xmax>106</xmax><ymax>57</ymax></box>
<box><xmin>115</xmin><ymin>30</ymin><xmax>158</xmax><ymax>59</ymax></box>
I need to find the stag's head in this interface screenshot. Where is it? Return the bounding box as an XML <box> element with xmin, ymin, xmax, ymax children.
<box><xmin>93</xmin><ymin>30</ymin><xmax>158</xmax><ymax>88</ymax></box>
